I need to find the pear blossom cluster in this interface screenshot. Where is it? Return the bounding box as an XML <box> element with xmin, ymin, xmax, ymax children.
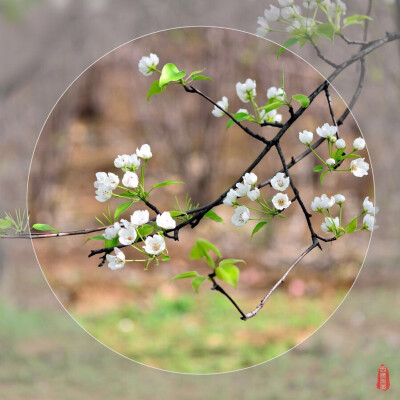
<box><xmin>311</xmin><ymin>192</ymin><xmax>377</xmax><ymax>237</ymax></box>
<box><xmin>94</xmin><ymin>144</ymin><xmax>152</xmax><ymax>202</ymax></box>
<box><xmin>298</xmin><ymin>123</ymin><xmax>369</xmax><ymax>179</ymax></box>
<box><xmin>256</xmin><ymin>0</ymin><xmax>347</xmax><ymax>38</ymax></box>
<box><xmin>104</xmin><ymin>209</ymin><xmax>177</xmax><ymax>270</ymax></box>
<box><xmin>223</xmin><ymin>171</ymin><xmax>292</xmax><ymax>230</ymax></box>
<box><xmin>211</xmin><ymin>79</ymin><xmax>284</xmax><ymax>126</ymax></box>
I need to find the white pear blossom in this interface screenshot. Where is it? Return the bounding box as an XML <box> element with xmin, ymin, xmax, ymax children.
<box><xmin>316</xmin><ymin>123</ymin><xmax>337</xmax><ymax>140</ymax></box>
<box><xmin>243</xmin><ymin>172</ymin><xmax>258</xmax><ymax>185</ymax></box>
<box><xmin>231</xmin><ymin>206</ymin><xmax>250</xmax><ymax>227</ymax></box>
<box><xmin>130</xmin><ymin>210</ymin><xmax>149</xmax><ymax>227</ymax></box>
<box><xmin>321</xmin><ymin>217</ymin><xmax>339</xmax><ymax>234</ymax></box>
<box><xmin>129</xmin><ymin>154</ymin><xmax>141</xmax><ymax>170</ymax></box>
<box><xmin>353</xmin><ymin>137</ymin><xmax>366</xmax><ymax>151</ymax></box>
<box><xmin>264</xmin><ymin>5</ymin><xmax>280</xmax><ymax>21</ymax></box>
<box><xmin>95</xmin><ymin>185</ymin><xmax>113</xmax><ymax>202</ymax></box>
<box><xmin>286</xmin><ymin>20</ymin><xmax>302</xmax><ymax>32</ymax></box>
<box><xmin>212</xmin><ymin>96</ymin><xmax>229</xmax><ymax>117</ymax></box>
<box><xmin>122</xmin><ymin>171</ymin><xmax>139</xmax><ymax>188</ymax></box>
<box><xmin>326</xmin><ymin>158</ymin><xmax>336</xmax><ymax>166</ymax></box>
<box><xmin>136</xmin><ymin>144</ymin><xmax>152</xmax><ymax>159</ymax></box>
<box><xmin>236</xmin><ymin>79</ymin><xmax>257</xmax><ymax>103</ymax></box>
<box><xmin>256</xmin><ymin>16</ymin><xmax>271</xmax><ymax>37</ymax></box>
<box><xmin>299</xmin><ymin>130</ymin><xmax>313</xmax><ymax>145</ymax></box>
<box><xmin>236</xmin><ymin>182</ymin><xmax>251</xmax><ymax>197</ymax></box>
<box><xmin>311</xmin><ymin>194</ymin><xmax>335</xmax><ymax>211</ymax></box>
<box><xmin>106</xmin><ymin>248</ymin><xmax>126</xmax><ymax>270</ymax></box>
<box><xmin>104</xmin><ymin>222</ymin><xmax>121</xmax><ymax>240</ymax></box>
<box><xmin>247</xmin><ymin>187</ymin><xmax>261</xmax><ymax>201</ymax></box>
<box><xmin>138</xmin><ymin>53</ymin><xmax>159</xmax><ymax>76</ymax></box>
<box><xmin>260</xmin><ymin>109</ymin><xmax>283</xmax><ymax>124</ymax></box>
<box><xmin>156</xmin><ymin>212</ymin><xmax>176</xmax><ymax>230</ymax></box>
<box><xmin>223</xmin><ymin>189</ymin><xmax>238</xmax><ymax>206</ymax></box>
<box><xmin>334</xmin><ymin>194</ymin><xmax>345</xmax><ymax>204</ymax></box>
<box><xmin>350</xmin><ymin>158</ymin><xmax>369</xmax><ymax>177</ymax></box>
<box><xmin>143</xmin><ymin>234</ymin><xmax>166</xmax><ymax>255</ymax></box>
<box><xmin>363</xmin><ymin>214</ymin><xmax>375</xmax><ymax>232</ymax></box>
<box><xmin>272</xmin><ymin>193</ymin><xmax>292</xmax><ymax>210</ymax></box>
<box><xmin>119</xmin><ymin>226</ymin><xmax>138</xmax><ymax>245</ymax></box>
<box><xmin>333</xmin><ymin>0</ymin><xmax>346</xmax><ymax>15</ymax></box>
<box><xmin>94</xmin><ymin>172</ymin><xmax>119</xmax><ymax>190</ymax></box>
<box><xmin>114</xmin><ymin>154</ymin><xmax>133</xmax><ymax>169</ymax></box>
<box><xmin>281</xmin><ymin>5</ymin><xmax>301</xmax><ymax>20</ymax></box>
<box><xmin>278</xmin><ymin>0</ymin><xmax>294</xmax><ymax>6</ymax></box>
<box><xmin>303</xmin><ymin>0</ymin><xmax>317</xmax><ymax>9</ymax></box>
<box><xmin>237</xmin><ymin>108</ymin><xmax>249</xmax><ymax>114</ymax></box>
<box><xmin>271</xmin><ymin>172</ymin><xmax>290</xmax><ymax>192</ymax></box>
<box><xmin>267</xmin><ymin>86</ymin><xmax>285</xmax><ymax>101</ymax></box>
<box><xmin>335</xmin><ymin>138</ymin><xmax>346</xmax><ymax>149</ymax></box>
<box><xmin>363</xmin><ymin>197</ymin><xmax>379</xmax><ymax>215</ymax></box>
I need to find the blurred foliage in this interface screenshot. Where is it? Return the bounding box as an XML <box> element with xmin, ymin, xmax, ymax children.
<box><xmin>0</xmin><ymin>0</ymin><xmax>42</xmax><ymax>21</ymax></box>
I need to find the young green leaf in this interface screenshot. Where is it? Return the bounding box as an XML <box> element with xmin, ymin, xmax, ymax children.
<box><xmin>190</xmin><ymin>238</ymin><xmax>222</xmax><ymax>267</ymax></box>
<box><xmin>114</xmin><ymin>201</ymin><xmax>133</xmax><ymax>221</ymax></box>
<box><xmin>346</xmin><ymin>217</ymin><xmax>358</xmax><ymax>233</ymax></box>
<box><xmin>204</xmin><ymin>210</ymin><xmax>224</xmax><ymax>223</ymax></box>
<box><xmin>0</xmin><ymin>218</ymin><xmax>12</xmax><ymax>229</ymax></box>
<box><xmin>218</xmin><ymin>259</ymin><xmax>245</xmax><ymax>268</ymax></box>
<box><xmin>159</xmin><ymin>63</ymin><xmax>186</xmax><ymax>87</ymax></box>
<box><xmin>343</xmin><ymin>15</ymin><xmax>372</xmax><ymax>28</ymax></box>
<box><xmin>342</xmin><ymin>154</ymin><xmax>361</xmax><ymax>159</ymax></box>
<box><xmin>292</xmin><ymin>94</ymin><xmax>310</xmax><ymax>108</ymax></box>
<box><xmin>147</xmin><ymin>79</ymin><xmax>166</xmax><ymax>101</ymax></box>
<box><xmin>85</xmin><ymin>235</ymin><xmax>106</xmax><ymax>243</ymax></box>
<box><xmin>137</xmin><ymin>224</ymin><xmax>154</xmax><ymax>238</ymax></box>
<box><xmin>313</xmin><ymin>165</ymin><xmax>325</xmax><ymax>172</ymax></box>
<box><xmin>32</xmin><ymin>223</ymin><xmax>59</xmax><ymax>233</ymax></box>
<box><xmin>316</xmin><ymin>23</ymin><xmax>335</xmax><ymax>41</ymax></box>
<box><xmin>171</xmin><ymin>271</ymin><xmax>199</xmax><ymax>280</ymax></box>
<box><xmin>277</xmin><ymin>38</ymin><xmax>299</xmax><ymax>58</ymax></box>
<box><xmin>320</xmin><ymin>171</ymin><xmax>328</xmax><ymax>184</ymax></box>
<box><xmin>215</xmin><ymin>264</ymin><xmax>239</xmax><ymax>288</ymax></box>
<box><xmin>258</xmin><ymin>100</ymin><xmax>283</xmax><ymax>113</ymax></box>
<box><xmin>169</xmin><ymin>211</ymin><xmax>185</xmax><ymax>217</ymax></box>
<box><xmin>188</xmin><ymin>69</ymin><xmax>205</xmax><ymax>77</ymax></box>
<box><xmin>161</xmin><ymin>255</ymin><xmax>171</xmax><ymax>262</ymax></box>
<box><xmin>251</xmin><ymin>221</ymin><xmax>267</xmax><ymax>238</ymax></box>
<box><xmin>226</xmin><ymin>112</ymin><xmax>252</xmax><ymax>129</ymax></box>
<box><xmin>192</xmin><ymin>75</ymin><xmax>212</xmax><ymax>81</ymax></box>
<box><xmin>152</xmin><ymin>181</ymin><xmax>184</xmax><ymax>189</ymax></box>
<box><xmin>104</xmin><ymin>238</ymin><xmax>119</xmax><ymax>248</ymax></box>
<box><xmin>191</xmin><ymin>276</ymin><xmax>207</xmax><ymax>293</ymax></box>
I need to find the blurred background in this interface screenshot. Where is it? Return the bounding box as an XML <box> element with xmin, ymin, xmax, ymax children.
<box><xmin>28</xmin><ymin>27</ymin><xmax>372</xmax><ymax>373</ymax></box>
<box><xmin>0</xmin><ymin>0</ymin><xmax>399</xmax><ymax>397</ymax></box>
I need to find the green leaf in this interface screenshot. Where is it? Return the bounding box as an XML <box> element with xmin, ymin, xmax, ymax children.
<box><xmin>104</xmin><ymin>238</ymin><xmax>119</xmax><ymax>248</ymax></box>
<box><xmin>191</xmin><ymin>276</ymin><xmax>207</xmax><ymax>293</ymax></box>
<box><xmin>251</xmin><ymin>221</ymin><xmax>267</xmax><ymax>238</ymax></box>
<box><xmin>85</xmin><ymin>235</ymin><xmax>106</xmax><ymax>243</ymax></box>
<box><xmin>313</xmin><ymin>165</ymin><xmax>325</xmax><ymax>172</ymax></box>
<box><xmin>204</xmin><ymin>210</ymin><xmax>223</xmax><ymax>223</ymax></box>
<box><xmin>219</xmin><ymin>259</ymin><xmax>245</xmax><ymax>268</ymax></box>
<box><xmin>346</xmin><ymin>217</ymin><xmax>358</xmax><ymax>234</ymax></box>
<box><xmin>226</xmin><ymin>112</ymin><xmax>252</xmax><ymax>129</ymax></box>
<box><xmin>343</xmin><ymin>15</ymin><xmax>372</xmax><ymax>28</ymax></box>
<box><xmin>292</xmin><ymin>94</ymin><xmax>310</xmax><ymax>108</ymax></box>
<box><xmin>32</xmin><ymin>223</ymin><xmax>59</xmax><ymax>233</ymax></box>
<box><xmin>258</xmin><ymin>100</ymin><xmax>283</xmax><ymax>113</ymax></box>
<box><xmin>316</xmin><ymin>23</ymin><xmax>335</xmax><ymax>41</ymax></box>
<box><xmin>342</xmin><ymin>153</ymin><xmax>361</xmax><ymax>159</ymax></box>
<box><xmin>147</xmin><ymin>79</ymin><xmax>166</xmax><ymax>101</ymax></box>
<box><xmin>171</xmin><ymin>271</ymin><xmax>199</xmax><ymax>280</ymax></box>
<box><xmin>192</xmin><ymin>75</ymin><xmax>212</xmax><ymax>81</ymax></box>
<box><xmin>280</xmin><ymin>66</ymin><xmax>285</xmax><ymax>90</ymax></box>
<box><xmin>0</xmin><ymin>218</ymin><xmax>12</xmax><ymax>229</ymax></box>
<box><xmin>215</xmin><ymin>264</ymin><xmax>239</xmax><ymax>288</ymax></box>
<box><xmin>189</xmin><ymin>69</ymin><xmax>205</xmax><ymax>77</ymax></box>
<box><xmin>159</xmin><ymin>63</ymin><xmax>186</xmax><ymax>87</ymax></box>
<box><xmin>277</xmin><ymin>38</ymin><xmax>299</xmax><ymax>58</ymax></box>
<box><xmin>137</xmin><ymin>224</ymin><xmax>154</xmax><ymax>238</ymax></box>
<box><xmin>190</xmin><ymin>238</ymin><xmax>222</xmax><ymax>267</ymax></box>
<box><xmin>114</xmin><ymin>201</ymin><xmax>133</xmax><ymax>221</ymax></box>
<box><xmin>320</xmin><ymin>171</ymin><xmax>328</xmax><ymax>184</ymax></box>
<box><xmin>169</xmin><ymin>211</ymin><xmax>185</xmax><ymax>217</ymax></box>
<box><xmin>161</xmin><ymin>255</ymin><xmax>170</xmax><ymax>262</ymax></box>
<box><xmin>152</xmin><ymin>181</ymin><xmax>184</xmax><ymax>189</ymax></box>
<box><xmin>117</xmin><ymin>191</ymin><xmax>139</xmax><ymax>199</ymax></box>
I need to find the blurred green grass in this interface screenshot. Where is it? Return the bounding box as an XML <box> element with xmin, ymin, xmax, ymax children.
<box><xmin>75</xmin><ymin>291</ymin><xmax>341</xmax><ymax>373</ymax></box>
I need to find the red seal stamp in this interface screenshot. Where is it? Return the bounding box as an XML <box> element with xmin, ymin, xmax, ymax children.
<box><xmin>376</xmin><ymin>364</ymin><xmax>390</xmax><ymax>391</ymax></box>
